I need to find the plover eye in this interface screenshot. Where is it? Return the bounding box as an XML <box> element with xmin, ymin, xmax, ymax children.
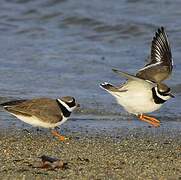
<box><xmin>158</xmin><ymin>86</ymin><xmax>171</xmax><ymax>94</ymax></box>
<box><xmin>69</xmin><ymin>97</ymin><xmax>75</xmax><ymax>103</ymax></box>
<box><xmin>66</xmin><ymin>97</ymin><xmax>76</xmax><ymax>108</ymax></box>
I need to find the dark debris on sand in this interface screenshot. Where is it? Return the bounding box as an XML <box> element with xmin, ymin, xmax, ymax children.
<box><xmin>0</xmin><ymin>127</ymin><xmax>180</xmax><ymax>179</ymax></box>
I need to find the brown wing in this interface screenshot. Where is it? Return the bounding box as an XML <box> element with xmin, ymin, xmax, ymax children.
<box><xmin>136</xmin><ymin>27</ymin><xmax>173</xmax><ymax>83</ymax></box>
<box><xmin>4</xmin><ymin>98</ymin><xmax>62</xmax><ymax>124</ymax></box>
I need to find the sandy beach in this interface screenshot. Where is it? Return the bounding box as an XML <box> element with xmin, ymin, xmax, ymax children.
<box><xmin>0</xmin><ymin>119</ymin><xmax>181</xmax><ymax>179</ymax></box>
<box><xmin>0</xmin><ymin>0</ymin><xmax>180</xmax><ymax>179</ymax></box>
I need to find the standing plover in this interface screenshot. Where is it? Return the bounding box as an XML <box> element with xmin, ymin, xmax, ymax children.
<box><xmin>100</xmin><ymin>27</ymin><xmax>174</xmax><ymax>127</ymax></box>
<box><xmin>1</xmin><ymin>96</ymin><xmax>79</xmax><ymax>140</ymax></box>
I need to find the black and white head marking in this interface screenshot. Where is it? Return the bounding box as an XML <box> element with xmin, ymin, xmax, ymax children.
<box><xmin>56</xmin><ymin>99</ymin><xmax>73</xmax><ymax>117</ymax></box>
<box><xmin>152</xmin><ymin>86</ymin><xmax>171</xmax><ymax>104</ymax></box>
<box><xmin>66</xmin><ymin>97</ymin><xmax>76</xmax><ymax>108</ymax></box>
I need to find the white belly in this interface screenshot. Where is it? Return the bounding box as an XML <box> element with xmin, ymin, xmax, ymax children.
<box><xmin>110</xmin><ymin>81</ymin><xmax>163</xmax><ymax>115</ymax></box>
<box><xmin>10</xmin><ymin>114</ymin><xmax>67</xmax><ymax>128</ymax></box>
<box><xmin>116</xmin><ymin>93</ymin><xmax>162</xmax><ymax>115</ymax></box>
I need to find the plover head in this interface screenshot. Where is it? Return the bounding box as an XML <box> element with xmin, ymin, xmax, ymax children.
<box><xmin>152</xmin><ymin>83</ymin><xmax>174</xmax><ymax>104</ymax></box>
<box><xmin>57</xmin><ymin>96</ymin><xmax>79</xmax><ymax>112</ymax></box>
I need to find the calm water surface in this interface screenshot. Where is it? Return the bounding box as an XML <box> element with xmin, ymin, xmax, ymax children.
<box><xmin>0</xmin><ymin>0</ymin><xmax>181</xmax><ymax>128</ymax></box>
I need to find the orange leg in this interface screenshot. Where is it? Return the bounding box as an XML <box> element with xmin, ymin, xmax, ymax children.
<box><xmin>138</xmin><ymin>114</ymin><xmax>160</xmax><ymax>127</ymax></box>
<box><xmin>51</xmin><ymin>130</ymin><xmax>67</xmax><ymax>141</ymax></box>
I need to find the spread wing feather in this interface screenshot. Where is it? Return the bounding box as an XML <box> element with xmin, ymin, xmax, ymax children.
<box><xmin>136</xmin><ymin>27</ymin><xmax>173</xmax><ymax>83</ymax></box>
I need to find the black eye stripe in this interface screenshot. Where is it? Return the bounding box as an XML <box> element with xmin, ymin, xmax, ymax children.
<box><xmin>66</xmin><ymin>98</ymin><xmax>76</xmax><ymax>108</ymax></box>
<box><xmin>67</xmin><ymin>101</ymin><xmax>75</xmax><ymax>107</ymax></box>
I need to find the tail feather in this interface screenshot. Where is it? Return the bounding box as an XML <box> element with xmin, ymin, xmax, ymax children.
<box><xmin>100</xmin><ymin>82</ymin><xmax>127</xmax><ymax>92</ymax></box>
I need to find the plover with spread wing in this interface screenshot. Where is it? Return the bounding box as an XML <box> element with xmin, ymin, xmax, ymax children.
<box><xmin>100</xmin><ymin>27</ymin><xmax>174</xmax><ymax>127</ymax></box>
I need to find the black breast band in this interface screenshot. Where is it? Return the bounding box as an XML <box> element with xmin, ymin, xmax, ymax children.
<box><xmin>152</xmin><ymin>88</ymin><xmax>166</xmax><ymax>104</ymax></box>
<box><xmin>56</xmin><ymin>100</ymin><xmax>71</xmax><ymax>117</ymax></box>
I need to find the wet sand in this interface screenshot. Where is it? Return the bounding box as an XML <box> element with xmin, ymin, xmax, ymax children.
<box><xmin>0</xmin><ymin>119</ymin><xmax>181</xmax><ymax>179</ymax></box>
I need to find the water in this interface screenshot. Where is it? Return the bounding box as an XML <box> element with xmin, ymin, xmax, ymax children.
<box><xmin>0</xmin><ymin>0</ymin><xmax>181</xmax><ymax>128</ymax></box>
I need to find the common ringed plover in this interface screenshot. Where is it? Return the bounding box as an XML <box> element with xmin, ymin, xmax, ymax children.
<box><xmin>100</xmin><ymin>27</ymin><xmax>174</xmax><ymax>127</ymax></box>
<box><xmin>1</xmin><ymin>96</ymin><xmax>79</xmax><ymax>140</ymax></box>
